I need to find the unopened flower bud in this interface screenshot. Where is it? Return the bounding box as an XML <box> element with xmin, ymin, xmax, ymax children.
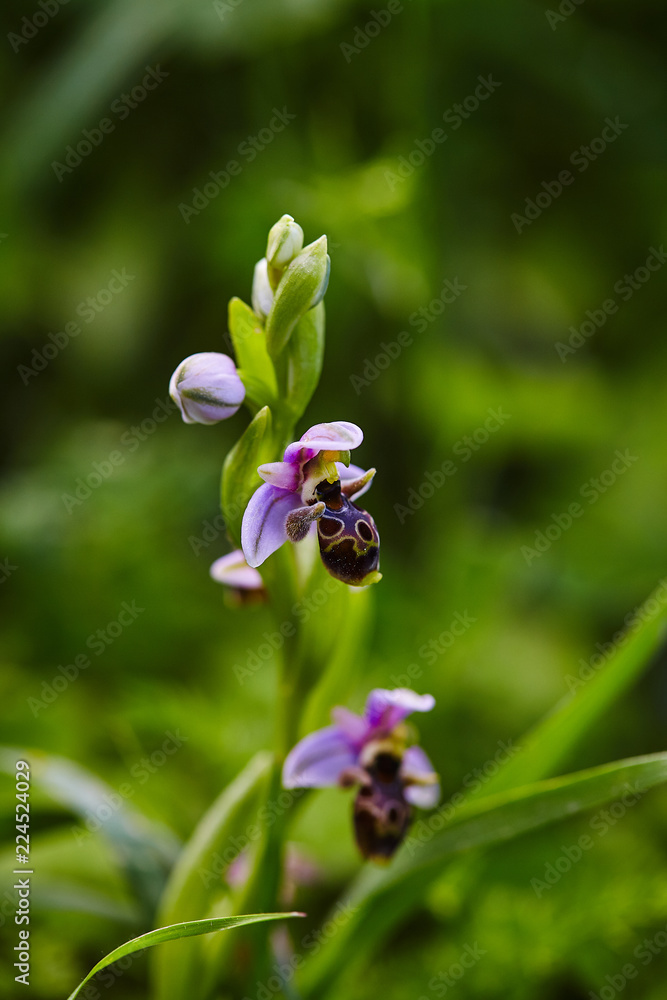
<box><xmin>266</xmin><ymin>214</ymin><xmax>304</xmax><ymax>270</ymax></box>
<box><xmin>169</xmin><ymin>352</ymin><xmax>245</xmax><ymax>425</ymax></box>
<box><xmin>251</xmin><ymin>258</ymin><xmax>274</xmax><ymax>320</ymax></box>
<box><xmin>265</xmin><ymin>236</ymin><xmax>331</xmax><ymax>356</ymax></box>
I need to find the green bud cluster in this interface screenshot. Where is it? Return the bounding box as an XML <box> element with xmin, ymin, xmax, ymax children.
<box><xmin>222</xmin><ymin>215</ymin><xmax>331</xmax><ymax>545</ymax></box>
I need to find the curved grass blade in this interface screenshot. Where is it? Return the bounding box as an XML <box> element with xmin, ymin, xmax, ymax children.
<box><xmin>67</xmin><ymin>912</ymin><xmax>304</xmax><ymax>1000</ymax></box>
<box><xmin>152</xmin><ymin>752</ymin><xmax>272</xmax><ymax>1000</ymax></box>
<box><xmin>468</xmin><ymin>578</ymin><xmax>667</xmax><ymax>799</ymax></box>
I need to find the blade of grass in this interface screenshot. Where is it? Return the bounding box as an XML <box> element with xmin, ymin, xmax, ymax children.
<box><xmin>151</xmin><ymin>751</ymin><xmax>272</xmax><ymax>1000</ymax></box>
<box><xmin>67</xmin><ymin>912</ymin><xmax>304</xmax><ymax>1000</ymax></box>
<box><xmin>470</xmin><ymin>578</ymin><xmax>667</xmax><ymax>799</ymax></box>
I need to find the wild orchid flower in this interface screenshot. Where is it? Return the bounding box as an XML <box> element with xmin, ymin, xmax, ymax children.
<box><xmin>241</xmin><ymin>420</ymin><xmax>380</xmax><ymax>586</ymax></box>
<box><xmin>169</xmin><ymin>352</ymin><xmax>245</xmax><ymax>424</ymax></box>
<box><xmin>282</xmin><ymin>688</ymin><xmax>439</xmax><ymax>861</ymax></box>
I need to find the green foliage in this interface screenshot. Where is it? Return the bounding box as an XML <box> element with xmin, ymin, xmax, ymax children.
<box><xmin>2</xmin><ymin>0</ymin><xmax>667</xmax><ymax>997</ymax></box>
<box><xmin>228</xmin><ymin>297</ymin><xmax>278</xmax><ymax>411</ymax></box>
<box><xmin>152</xmin><ymin>752</ymin><xmax>272</xmax><ymax>1000</ymax></box>
<box><xmin>221</xmin><ymin>405</ymin><xmax>273</xmax><ymax>547</ymax></box>
<box><xmin>265</xmin><ymin>237</ymin><xmax>330</xmax><ymax>357</ymax></box>
<box><xmin>285</xmin><ymin>303</ymin><xmax>326</xmax><ymax>422</ymax></box>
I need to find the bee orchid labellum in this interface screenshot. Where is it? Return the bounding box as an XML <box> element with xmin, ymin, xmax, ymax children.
<box><xmin>314</xmin><ymin>478</ymin><xmax>380</xmax><ymax>587</ymax></box>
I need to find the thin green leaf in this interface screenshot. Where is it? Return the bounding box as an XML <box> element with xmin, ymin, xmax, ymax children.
<box><xmin>67</xmin><ymin>912</ymin><xmax>304</xmax><ymax>1000</ymax></box>
<box><xmin>152</xmin><ymin>752</ymin><xmax>272</xmax><ymax>1000</ymax></box>
<box><xmin>300</xmin><ymin>752</ymin><xmax>667</xmax><ymax>997</ymax></box>
<box><xmin>469</xmin><ymin>579</ymin><xmax>667</xmax><ymax>800</ymax></box>
<box><xmin>1</xmin><ymin>0</ymin><xmax>178</xmax><ymax>191</ymax></box>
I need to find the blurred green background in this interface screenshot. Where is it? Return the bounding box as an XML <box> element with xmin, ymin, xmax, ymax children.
<box><xmin>1</xmin><ymin>0</ymin><xmax>667</xmax><ymax>996</ymax></box>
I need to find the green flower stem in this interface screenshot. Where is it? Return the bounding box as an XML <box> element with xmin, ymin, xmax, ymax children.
<box><xmin>246</xmin><ymin>547</ymin><xmax>321</xmax><ymax>980</ymax></box>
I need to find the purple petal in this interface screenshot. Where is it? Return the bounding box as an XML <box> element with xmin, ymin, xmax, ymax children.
<box><xmin>401</xmin><ymin>746</ymin><xmax>440</xmax><ymax>809</ymax></box>
<box><xmin>365</xmin><ymin>688</ymin><xmax>436</xmax><ymax>733</ymax></box>
<box><xmin>283</xmin><ymin>421</ymin><xmax>363</xmax><ymax>466</ymax></box>
<box><xmin>169</xmin><ymin>352</ymin><xmax>245</xmax><ymax>424</ymax></box>
<box><xmin>338</xmin><ymin>462</ymin><xmax>374</xmax><ymax>501</ymax></box>
<box><xmin>209</xmin><ymin>550</ymin><xmax>263</xmax><ymax>590</ymax></box>
<box><xmin>241</xmin><ymin>484</ymin><xmax>302</xmax><ymax>568</ymax></box>
<box><xmin>257</xmin><ymin>460</ymin><xmax>301</xmax><ymax>492</ymax></box>
<box><xmin>282</xmin><ymin>726</ymin><xmax>357</xmax><ymax>788</ymax></box>
<box><xmin>331</xmin><ymin>707</ymin><xmax>369</xmax><ymax>747</ymax></box>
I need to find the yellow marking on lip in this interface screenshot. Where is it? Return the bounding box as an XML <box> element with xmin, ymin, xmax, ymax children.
<box><xmin>323</xmin><ymin>460</ymin><xmax>340</xmax><ymax>483</ymax></box>
<box><xmin>321</xmin><ymin>448</ymin><xmax>350</xmax><ymax>479</ymax></box>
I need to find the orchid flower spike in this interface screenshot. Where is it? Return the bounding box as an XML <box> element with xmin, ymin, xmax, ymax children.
<box><xmin>169</xmin><ymin>352</ymin><xmax>245</xmax><ymax>424</ymax></box>
<box><xmin>241</xmin><ymin>421</ymin><xmax>380</xmax><ymax>586</ymax></box>
<box><xmin>283</xmin><ymin>688</ymin><xmax>439</xmax><ymax>861</ymax></box>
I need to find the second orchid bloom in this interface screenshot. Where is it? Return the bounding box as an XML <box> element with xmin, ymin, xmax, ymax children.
<box><xmin>241</xmin><ymin>420</ymin><xmax>381</xmax><ymax>587</ymax></box>
<box><xmin>283</xmin><ymin>687</ymin><xmax>440</xmax><ymax>861</ymax></box>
